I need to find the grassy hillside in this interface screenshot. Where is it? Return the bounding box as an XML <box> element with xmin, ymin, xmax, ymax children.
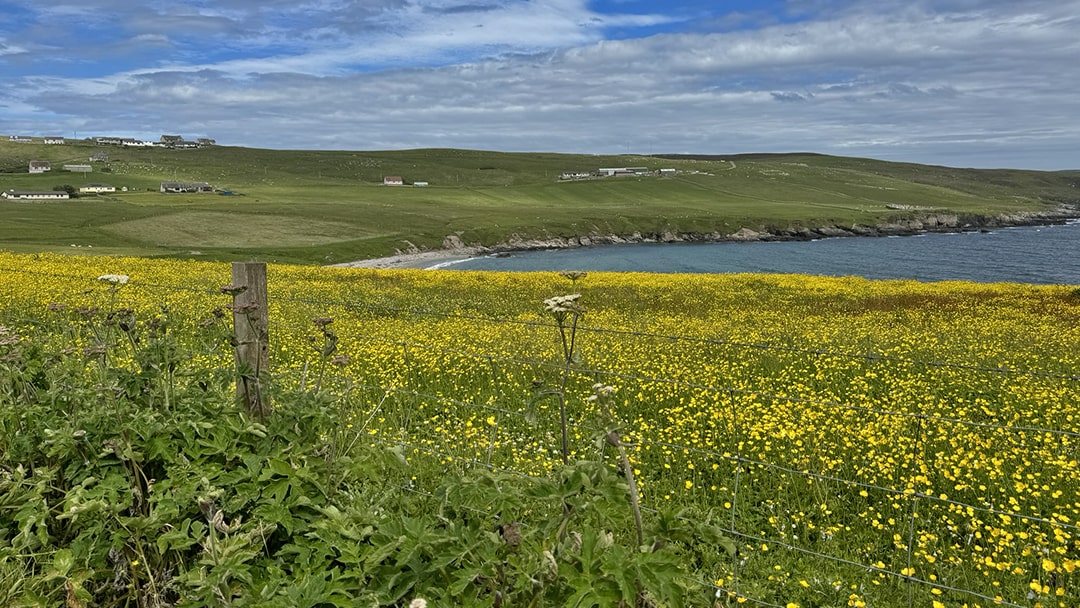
<box><xmin>1</xmin><ymin>139</ymin><xmax>1077</xmax><ymax>264</ymax></box>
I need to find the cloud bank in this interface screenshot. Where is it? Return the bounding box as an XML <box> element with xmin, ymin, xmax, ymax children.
<box><xmin>1</xmin><ymin>0</ymin><xmax>1078</xmax><ymax>169</ymax></box>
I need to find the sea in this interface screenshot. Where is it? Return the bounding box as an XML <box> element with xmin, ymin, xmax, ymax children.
<box><xmin>438</xmin><ymin>220</ymin><xmax>1080</xmax><ymax>285</ymax></box>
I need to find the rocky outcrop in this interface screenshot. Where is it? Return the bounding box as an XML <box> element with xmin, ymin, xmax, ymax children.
<box><xmin>369</xmin><ymin>206</ymin><xmax>1080</xmax><ymax>264</ymax></box>
<box><xmin>476</xmin><ymin>206</ymin><xmax>1079</xmax><ymax>253</ymax></box>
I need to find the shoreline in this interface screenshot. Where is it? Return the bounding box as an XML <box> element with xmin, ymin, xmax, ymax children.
<box><xmin>329</xmin><ymin>208</ymin><xmax>1080</xmax><ymax>270</ymax></box>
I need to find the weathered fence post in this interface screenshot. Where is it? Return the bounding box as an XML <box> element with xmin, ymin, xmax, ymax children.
<box><xmin>231</xmin><ymin>261</ymin><xmax>271</xmax><ymax>418</ymax></box>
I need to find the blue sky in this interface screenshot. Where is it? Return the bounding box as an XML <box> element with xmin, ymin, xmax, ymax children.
<box><xmin>1</xmin><ymin>0</ymin><xmax>1078</xmax><ymax>169</ymax></box>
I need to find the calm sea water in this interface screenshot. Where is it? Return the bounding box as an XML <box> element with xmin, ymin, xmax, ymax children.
<box><xmin>443</xmin><ymin>220</ymin><xmax>1080</xmax><ymax>284</ymax></box>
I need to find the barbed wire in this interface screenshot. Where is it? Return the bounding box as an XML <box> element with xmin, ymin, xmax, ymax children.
<box><xmin>266</xmin><ymin>288</ymin><xmax>1080</xmax><ymax>380</ymax></box>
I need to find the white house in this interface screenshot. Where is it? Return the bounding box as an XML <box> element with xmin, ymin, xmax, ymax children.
<box><xmin>44</xmin><ymin>136</ymin><xmax>65</xmax><ymax>144</ymax></box>
<box><xmin>160</xmin><ymin>181</ymin><xmax>213</xmax><ymax>193</ymax></box>
<box><xmin>9</xmin><ymin>135</ymin><xmax>33</xmax><ymax>143</ymax></box>
<box><xmin>29</xmin><ymin>161</ymin><xmax>51</xmax><ymax>173</ymax></box>
<box><xmin>2</xmin><ymin>189</ymin><xmax>69</xmax><ymax>200</ymax></box>
<box><xmin>597</xmin><ymin>167</ymin><xmax>649</xmax><ymax>177</ymax></box>
<box><xmin>383</xmin><ymin>176</ymin><xmax>404</xmax><ymax>186</ymax></box>
<box><xmin>80</xmin><ymin>183</ymin><xmax>115</xmax><ymax>194</ymax></box>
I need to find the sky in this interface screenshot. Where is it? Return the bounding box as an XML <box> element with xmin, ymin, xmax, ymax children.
<box><xmin>1</xmin><ymin>0</ymin><xmax>1078</xmax><ymax>170</ymax></box>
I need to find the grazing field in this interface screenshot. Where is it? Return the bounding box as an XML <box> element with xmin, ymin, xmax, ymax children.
<box><xmin>1</xmin><ymin>251</ymin><xmax>1077</xmax><ymax>607</ymax></box>
<box><xmin>1</xmin><ymin>140</ymin><xmax>1078</xmax><ymax>264</ymax></box>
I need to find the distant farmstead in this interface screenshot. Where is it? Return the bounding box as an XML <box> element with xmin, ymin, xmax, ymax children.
<box><xmin>383</xmin><ymin>176</ymin><xmax>404</xmax><ymax>186</ymax></box>
<box><xmin>29</xmin><ymin>161</ymin><xmax>51</xmax><ymax>174</ymax></box>
<box><xmin>2</xmin><ymin>189</ymin><xmax>69</xmax><ymax>200</ymax></box>
<box><xmin>9</xmin><ymin>135</ymin><xmax>33</xmax><ymax>143</ymax></box>
<box><xmin>44</xmin><ymin>136</ymin><xmax>65</xmax><ymax>144</ymax></box>
<box><xmin>160</xmin><ymin>181</ymin><xmax>213</xmax><ymax>193</ymax></box>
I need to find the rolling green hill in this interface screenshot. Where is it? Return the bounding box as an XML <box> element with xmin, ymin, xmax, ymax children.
<box><xmin>1</xmin><ymin>139</ymin><xmax>1077</xmax><ymax>265</ymax></box>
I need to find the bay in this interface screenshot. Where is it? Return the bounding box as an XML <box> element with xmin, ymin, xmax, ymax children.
<box><xmin>444</xmin><ymin>220</ymin><xmax>1080</xmax><ymax>285</ymax></box>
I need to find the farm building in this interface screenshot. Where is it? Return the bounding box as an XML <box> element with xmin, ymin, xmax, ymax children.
<box><xmin>29</xmin><ymin>161</ymin><xmax>51</xmax><ymax>174</ymax></box>
<box><xmin>597</xmin><ymin>167</ymin><xmax>649</xmax><ymax>177</ymax></box>
<box><xmin>94</xmin><ymin>137</ymin><xmax>122</xmax><ymax>146</ymax></box>
<box><xmin>160</xmin><ymin>181</ymin><xmax>213</xmax><ymax>193</ymax></box>
<box><xmin>80</xmin><ymin>184</ymin><xmax>115</xmax><ymax>194</ymax></box>
<box><xmin>413</xmin><ymin>181</ymin><xmax>429</xmax><ymax>187</ymax></box>
<box><xmin>9</xmin><ymin>135</ymin><xmax>33</xmax><ymax>143</ymax></box>
<box><xmin>659</xmin><ymin>168</ymin><xmax>678</xmax><ymax>176</ymax></box>
<box><xmin>2</xmin><ymin>189</ymin><xmax>69</xmax><ymax>200</ymax></box>
<box><xmin>383</xmin><ymin>176</ymin><xmax>404</xmax><ymax>186</ymax></box>
<box><xmin>64</xmin><ymin>164</ymin><xmax>93</xmax><ymax>173</ymax></box>
<box><xmin>44</xmin><ymin>136</ymin><xmax>65</xmax><ymax>144</ymax></box>
<box><xmin>197</xmin><ymin>138</ymin><xmax>216</xmax><ymax>146</ymax></box>
<box><xmin>160</xmin><ymin>135</ymin><xmax>183</xmax><ymax>146</ymax></box>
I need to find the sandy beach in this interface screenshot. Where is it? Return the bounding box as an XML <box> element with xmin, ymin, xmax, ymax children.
<box><xmin>328</xmin><ymin>248</ymin><xmax>482</xmax><ymax>270</ymax></box>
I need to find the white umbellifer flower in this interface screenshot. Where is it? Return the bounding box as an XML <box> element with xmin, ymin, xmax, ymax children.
<box><xmin>97</xmin><ymin>274</ymin><xmax>129</xmax><ymax>284</ymax></box>
<box><xmin>409</xmin><ymin>599</ymin><xmax>428</xmax><ymax>608</ymax></box>
<box><xmin>587</xmin><ymin>383</ymin><xmax>617</xmax><ymax>402</ymax></box>
<box><xmin>543</xmin><ymin>293</ymin><xmax>582</xmax><ymax>314</ymax></box>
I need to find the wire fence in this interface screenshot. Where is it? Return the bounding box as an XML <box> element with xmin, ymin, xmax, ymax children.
<box><xmin>1</xmin><ymin>262</ymin><xmax>1077</xmax><ymax>607</ymax></box>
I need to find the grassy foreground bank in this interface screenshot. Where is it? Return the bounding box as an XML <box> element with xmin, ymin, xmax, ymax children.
<box><xmin>1</xmin><ymin>251</ymin><xmax>1077</xmax><ymax>607</ymax></box>
<box><xmin>1</xmin><ymin>140</ymin><xmax>1078</xmax><ymax>264</ymax></box>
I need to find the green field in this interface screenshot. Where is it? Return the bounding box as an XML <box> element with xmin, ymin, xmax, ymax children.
<box><xmin>1</xmin><ymin>139</ymin><xmax>1078</xmax><ymax>264</ymax></box>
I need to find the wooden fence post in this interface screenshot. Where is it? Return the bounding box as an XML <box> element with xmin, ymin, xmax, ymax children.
<box><xmin>231</xmin><ymin>261</ymin><xmax>271</xmax><ymax>418</ymax></box>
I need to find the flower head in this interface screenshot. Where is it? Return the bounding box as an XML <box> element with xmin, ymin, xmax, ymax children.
<box><xmin>543</xmin><ymin>293</ymin><xmax>583</xmax><ymax>315</ymax></box>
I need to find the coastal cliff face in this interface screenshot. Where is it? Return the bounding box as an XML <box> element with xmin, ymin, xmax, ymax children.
<box><xmin>428</xmin><ymin>206</ymin><xmax>1080</xmax><ymax>256</ymax></box>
